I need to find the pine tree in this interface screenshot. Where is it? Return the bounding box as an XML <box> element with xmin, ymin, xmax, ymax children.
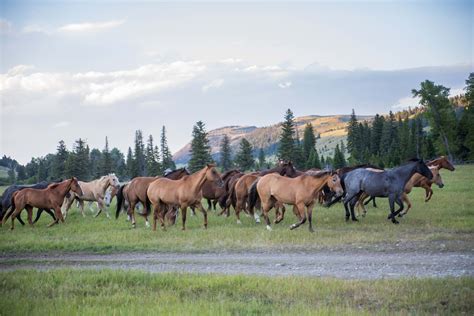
<box><xmin>146</xmin><ymin>135</ymin><xmax>161</xmax><ymax>176</ymax></box>
<box><xmin>52</xmin><ymin>140</ymin><xmax>68</xmax><ymax>180</ymax></box>
<box><xmin>126</xmin><ymin>147</ymin><xmax>134</xmax><ymax>179</ymax></box>
<box><xmin>110</xmin><ymin>147</ymin><xmax>126</xmax><ymax>179</ymax></box>
<box><xmin>278</xmin><ymin>109</ymin><xmax>295</xmax><ymax>162</ymax></box>
<box><xmin>257</xmin><ymin>148</ymin><xmax>266</xmax><ymax>170</ymax></box>
<box><xmin>234</xmin><ymin>138</ymin><xmax>254</xmax><ymax>171</ymax></box>
<box><xmin>399</xmin><ymin>116</ymin><xmax>410</xmax><ymax>161</ymax></box>
<box><xmin>412</xmin><ymin>80</ymin><xmax>457</xmax><ymax>160</ymax></box>
<box><xmin>347</xmin><ymin>109</ymin><xmax>361</xmax><ymax>163</ymax></box>
<box><xmin>100</xmin><ymin>136</ymin><xmax>112</xmax><ymax>175</ymax></box>
<box><xmin>370</xmin><ymin>114</ymin><xmax>385</xmax><ymax>156</ymax></box>
<box><xmin>188</xmin><ymin>121</ymin><xmax>213</xmax><ymax>172</ymax></box>
<box><xmin>305</xmin><ymin>148</ymin><xmax>321</xmax><ymax>169</ymax></box>
<box><xmin>332</xmin><ymin>144</ymin><xmax>346</xmax><ymax>169</ymax></box>
<box><xmin>456</xmin><ymin>73</ymin><xmax>474</xmax><ymax>160</ymax></box>
<box><xmin>302</xmin><ymin>123</ymin><xmax>316</xmax><ymax>161</ymax></box>
<box><xmin>89</xmin><ymin>148</ymin><xmax>102</xmax><ymax>178</ymax></box>
<box><xmin>65</xmin><ymin>139</ymin><xmax>90</xmax><ymax>180</ymax></box>
<box><xmin>161</xmin><ymin>126</ymin><xmax>176</xmax><ymax>171</ymax></box>
<box><xmin>219</xmin><ymin>134</ymin><xmax>232</xmax><ymax>171</ymax></box>
<box><xmin>133</xmin><ymin>130</ymin><xmax>146</xmax><ymax>177</ymax></box>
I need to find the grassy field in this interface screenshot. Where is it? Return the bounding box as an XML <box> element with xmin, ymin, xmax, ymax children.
<box><xmin>0</xmin><ymin>270</ymin><xmax>472</xmax><ymax>315</ymax></box>
<box><xmin>0</xmin><ymin>165</ymin><xmax>473</xmax><ymax>253</ymax></box>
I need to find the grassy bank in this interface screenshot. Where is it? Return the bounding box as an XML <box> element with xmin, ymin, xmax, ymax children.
<box><xmin>0</xmin><ymin>270</ymin><xmax>472</xmax><ymax>315</ymax></box>
<box><xmin>0</xmin><ymin>165</ymin><xmax>472</xmax><ymax>253</ymax></box>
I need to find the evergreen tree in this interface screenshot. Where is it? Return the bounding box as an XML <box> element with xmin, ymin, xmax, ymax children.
<box><xmin>89</xmin><ymin>148</ymin><xmax>102</xmax><ymax>178</ymax></box>
<box><xmin>37</xmin><ymin>158</ymin><xmax>48</xmax><ymax>182</ymax></box>
<box><xmin>52</xmin><ymin>140</ymin><xmax>68</xmax><ymax>180</ymax></box>
<box><xmin>146</xmin><ymin>135</ymin><xmax>161</xmax><ymax>176</ymax></box>
<box><xmin>161</xmin><ymin>126</ymin><xmax>176</xmax><ymax>171</ymax></box>
<box><xmin>278</xmin><ymin>109</ymin><xmax>295</xmax><ymax>162</ymax></box>
<box><xmin>412</xmin><ymin>80</ymin><xmax>457</xmax><ymax>160</ymax></box>
<box><xmin>126</xmin><ymin>147</ymin><xmax>135</xmax><ymax>179</ymax></box>
<box><xmin>100</xmin><ymin>136</ymin><xmax>112</xmax><ymax>175</ymax></box>
<box><xmin>399</xmin><ymin>116</ymin><xmax>410</xmax><ymax>161</ymax></box>
<box><xmin>370</xmin><ymin>114</ymin><xmax>385</xmax><ymax>156</ymax></box>
<box><xmin>7</xmin><ymin>165</ymin><xmax>16</xmax><ymax>183</ymax></box>
<box><xmin>456</xmin><ymin>73</ymin><xmax>474</xmax><ymax>160</ymax></box>
<box><xmin>347</xmin><ymin>109</ymin><xmax>361</xmax><ymax>163</ymax></box>
<box><xmin>292</xmin><ymin>129</ymin><xmax>306</xmax><ymax>169</ymax></box>
<box><xmin>133</xmin><ymin>130</ymin><xmax>146</xmax><ymax>176</ymax></box>
<box><xmin>305</xmin><ymin>148</ymin><xmax>322</xmax><ymax>169</ymax></box>
<box><xmin>219</xmin><ymin>134</ymin><xmax>233</xmax><ymax>171</ymax></box>
<box><xmin>332</xmin><ymin>144</ymin><xmax>346</xmax><ymax>169</ymax></box>
<box><xmin>65</xmin><ymin>138</ymin><xmax>90</xmax><ymax>180</ymax></box>
<box><xmin>110</xmin><ymin>147</ymin><xmax>126</xmax><ymax>179</ymax></box>
<box><xmin>188</xmin><ymin>121</ymin><xmax>213</xmax><ymax>172</ymax></box>
<box><xmin>16</xmin><ymin>165</ymin><xmax>27</xmax><ymax>181</ymax></box>
<box><xmin>234</xmin><ymin>138</ymin><xmax>255</xmax><ymax>171</ymax></box>
<box><xmin>302</xmin><ymin>123</ymin><xmax>316</xmax><ymax>161</ymax></box>
<box><xmin>257</xmin><ymin>148</ymin><xmax>266</xmax><ymax>170</ymax></box>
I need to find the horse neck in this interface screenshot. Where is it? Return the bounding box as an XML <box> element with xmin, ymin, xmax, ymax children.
<box><xmin>392</xmin><ymin>162</ymin><xmax>420</xmax><ymax>186</ymax></box>
<box><xmin>98</xmin><ymin>177</ymin><xmax>111</xmax><ymax>193</ymax></box>
<box><xmin>53</xmin><ymin>179</ymin><xmax>73</xmax><ymax>197</ymax></box>
<box><xmin>185</xmin><ymin>168</ymin><xmax>209</xmax><ymax>194</ymax></box>
<box><xmin>305</xmin><ymin>174</ymin><xmax>330</xmax><ymax>196</ymax></box>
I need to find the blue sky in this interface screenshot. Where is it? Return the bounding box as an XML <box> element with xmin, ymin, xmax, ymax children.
<box><xmin>1</xmin><ymin>0</ymin><xmax>472</xmax><ymax>163</ymax></box>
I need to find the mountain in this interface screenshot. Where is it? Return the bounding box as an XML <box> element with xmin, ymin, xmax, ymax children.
<box><xmin>173</xmin><ymin>114</ymin><xmax>373</xmax><ymax>165</ymax></box>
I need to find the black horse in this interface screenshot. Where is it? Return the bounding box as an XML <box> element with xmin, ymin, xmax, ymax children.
<box><xmin>1</xmin><ymin>180</ymin><xmax>61</xmax><ymax>225</ymax></box>
<box><xmin>343</xmin><ymin>159</ymin><xmax>433</xmax><ymax>224</ymax></box>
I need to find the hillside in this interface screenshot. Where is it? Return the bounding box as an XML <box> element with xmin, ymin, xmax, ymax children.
<box><xmin>173</xmin><ymin>114</ymin><xmax>373</xmax><ymax>164</ymax></box>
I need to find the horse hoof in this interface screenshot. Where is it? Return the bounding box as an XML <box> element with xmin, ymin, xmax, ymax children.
<box><xmin>392</xmin><ymin>219</ymin><xmax>399</xmax><ymax>224</ymax></box>
<box><xmin>352</xmin><ymin>218</ymin><xmax>359</xmax><ymax>222</ymax></box>
<box><xmin>266</xmin><ymin>225</ymin><xmax>272</xmax><ymax>231</ymax></box>
<box><xmin>309</xmin><ymin>228</ymin><xmax>315</xmax><ymax>233</ymax></box>
<box><xmin>255</xmin><ymin>219</ymin><xmax>261</xmax><ymax>224</ymax></box>
<box><xmin>289</xmin><ymin>224</ymin><xmax>297</xmax><ymax>230</ymax></box>
<box><xmin>181</xmin><ymin>227</ymin><xmax>186</xmax><ymax>231</ymax></box>
<box><xmin>345</xmin><ymin>217</ymin><xmax>350</xmax><ymax>222</ymax></box>
<box><xmin>236</xmin><ymin>220</ymin><xmax>242</xmax><ymax>225</ymax></box>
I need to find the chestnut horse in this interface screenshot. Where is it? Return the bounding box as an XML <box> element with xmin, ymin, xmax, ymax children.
<box><xmin>231</xmin><ymin>162</ymin><xmax>297</xmax><ymax>224</ymax></box>
<box><xmin>147</xmin><ymin>164</ymin><xmax>223</xmax><ymax>231</ymax></box>
<box><xmin>116</xmin><ymin>168</ymin><xmax>189</xmax><ymax>228</ymax></box>
<box><xmin>248</xmin><ymin>171</ymin><xmax>344</xmax><ymax>232</ymax></box>
<box><xmin>3</xmin><ymin>178</ymin><xmax>83</xmax><ymax>230</ymax></box>
<box><xmin>201</xmin><ymin>169</ymin><xmax>241</xmax><ymax>211</ymax></box>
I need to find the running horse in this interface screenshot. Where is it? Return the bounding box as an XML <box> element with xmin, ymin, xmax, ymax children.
<box><xmin>201</xmin><ymin>169</ymin><xmax>241</xmax><ymax>211</ymax></box>
<box><xmin>62</xmin><ymin>174</ymin><xmax>120</xmax><ymax>218</ymax></box>
<box><xmin>2</xmin><ymin>178</ymin><xmax>83</xmax><ymax>229</ymax></box>
<box><xmin>248</xmin><ymin>170</ymin><xmax>344</xmax><ymax>232</ymax></box>
<box><xmin>116</xmin><ymin>168</ymin><xmax>189</xmax><ymax>228</ymax></box>
<box><xmin>147</xmin><ymin>164</ymin><xmax>223</xmax><ymax>231</ymax></box>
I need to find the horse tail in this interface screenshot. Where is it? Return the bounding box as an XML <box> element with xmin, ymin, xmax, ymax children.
<box><xmin>248</xmin><ymin>179</ymin><xmax>260</xmax><ymax>212</ymax></box>
<box><xmin>3</xmin><ymin>192</ymin><xmax>18</xmax><ymax>224</ymax></box>
<box><xmin>115</xmin><ymin>184</ymin><xmax>125</xmax><ymax>219</ymax></box>
<box><xmin>145</xmin><ymin>194</ymin><xmax>152</xmax><ymax>217</ymax></box>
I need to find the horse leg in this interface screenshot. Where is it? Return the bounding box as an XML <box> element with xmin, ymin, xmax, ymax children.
<box><xmin>128</xmin><ymin>201</ymin><xmax>137</xmax><ymax>228</ymax></box>
<box><xmin>196</xmin><ymin>202</ymin><xmax>208</xmax><ymax>229</ymax></box>
<box><xmin>61</xmin><ymin>196</ymin><xmax>74</xmax><ymax>219</ymax></box>
<box><xmin>372</xmin><ymin>197</ymin><xmax>377</xmax><ymax>208</ymax></box>
<box><xmin>206</xmin><ymin>199</ymin><xmax>212</xmax><ymax>212</ymax></box>
<box><xmin>213</xmin><ymin>199</ymin><xmax>218</xmax><ymax>211</ymax></box>
<box><xmin>235</xmin><ymin>200</ymin><xmax>243</xmax><ymax>224</ymax></box>
<box><xmin>17</xmin><ymin>213</ymin><xmax>26</xmax><ymax>226</ymax></box>
<box><xmin>290</xmin><ymin>203</ymin><xmax>307</xmax><ymax>230</ymax></box>
<box><xmin>274</xmin><ymin>204</ymin><xmax>287</xmax><ymax>224</ymax></box>
<box><xmin>26</xmin><ymin>205</ymin><xmax>34</xmax><ymax>226</ymax></box>
<box><xmin>48</xmin><ymin>207</ymin><xmax>62</xmax><ymax>227</ymax></box>
<box><xmin>387</xmin><ymin>195</ymin><xmax>399</xmax><ymax>224</ymax></box>
<box><xmin>94</xmin><ymin>198</ymin><xmax>104</xmax><ymax>218</ymax></box>
<box><xmin>425</xmin><ymin>188</ymin><xmax>433</xmax><ymax>202</ymax></box>
<box><xmin>78</xmin><ymin>200</ymin><xmax>86</xmax><ymax>218</ymax></box>
<box><xmin>10</xmin><ymin>206</ymin><xmax>25</xmax><ymax>230</ymax></box>
<box><xmin>392</xmin><ymin>195</ymin><xmax>404</xmax><ymax>218</ymax></box>
<box><xmin>399</xmin><ymin>193</ymin><xmax>411</xmax><ymax>217</ymax></box>
<box><xmin>261</xmin><ymin>205</ymin><xmax>272</xmax><ymax>231</ymax></box>
<box><xmin>181</xmin><ymin>206</ymin><xmax>187</xmax><ymax>230</ymax></box>
<box><xmin>307</xmin><ymin>203</ymin><xmax>315</xmax><ymax>233</ymax></box>
<box><xmin>349</xmin><ymin>194</ymin><xmax>360</xmax><ymax>222</ymax></box>
<box><xmin>38</xmin><ymin>209</ymin><xmax>56</xmax><ymax>223</ymax></box>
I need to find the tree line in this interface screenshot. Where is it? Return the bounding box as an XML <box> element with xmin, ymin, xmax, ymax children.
<box><xmin>3</xmin><ymin>127</ymin><xmax>176</xmax><ymax>184</ymax></box>
<box><xmin>346</xmin><ymin>73</ymin><xmax>474</xmax><ymax>166</ymax></box>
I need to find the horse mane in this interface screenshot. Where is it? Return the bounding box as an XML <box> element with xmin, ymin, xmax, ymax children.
<box><xmin>221</xmin><ymin>169</ymin><xmax>239</xmax><ymax>179</ymax></box>
<box><xmin>306</xmin><ymin>169</ymin><xmax>335</xmax><ymax>178</ymax></box>
<box><xmin>164</xmin><ymin>168</ymin><xmax>188</xmax><ymax>177</ymax></box>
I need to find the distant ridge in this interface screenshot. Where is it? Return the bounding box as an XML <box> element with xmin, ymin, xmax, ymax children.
<box><xmin>173</xmin><ymin>114</ymin><xmax>373</xmax><ymax>164</ymax></box>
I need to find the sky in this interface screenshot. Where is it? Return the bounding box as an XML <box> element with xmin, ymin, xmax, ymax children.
<box><xmin>0</xmin><ymin>0</ymin><xmax>472</xmax><ymax>164</ymax></box>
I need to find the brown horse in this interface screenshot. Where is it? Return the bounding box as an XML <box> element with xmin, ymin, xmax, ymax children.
<box><xmin>201</xmin><ymin>169</ymin><xmax>241</xmax><ymax>211</ymax></box>
<box><xmin>248</xmin><ymin>171</ymin><xmax>344</xmax><ymax>232</ymax></box>
<box><xmin>147</xmin><ymin>164</ymin><xmax>223</xmax><ymax>231</ymax></box>
<box><xmin>217</xmin><ymin>171</ymin><xmax>245</xmax><ymax>217</ymax></box>
<box><xmin>117</xmin><ymin>168</ymin><xmax>189</xmax><ymax>228</ymax></box>
<box><xmin>3</xmin><ymin>178</ymin><xmax>83</xmax><ymax>230</ymax></box>
<box><xmin>231</xmin><ymin>162</ymin><xmax>297</xmax><ymax>224</ymax></box>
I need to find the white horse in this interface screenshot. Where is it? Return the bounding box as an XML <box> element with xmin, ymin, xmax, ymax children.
<box><xmin>62</xmin><ymin>174</ymin><xmax>120</xmax><ymax>218</ymax></box>
<box><xmin>79</xmin><ymin>185</ymin><xmax>116</xmax><ymax>213</ymax></box>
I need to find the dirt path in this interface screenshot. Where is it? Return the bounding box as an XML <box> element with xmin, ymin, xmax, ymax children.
<box><xmin>1</xmin><ymin>250</ymin><xmax>473</xmax><ymax>279</ymax></box>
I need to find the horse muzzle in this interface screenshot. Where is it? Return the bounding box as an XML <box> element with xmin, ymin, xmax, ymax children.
<box><xmin>437</xmin><ymin>183</ymin><xmax>444</xmax><ymax>189</ymax></box>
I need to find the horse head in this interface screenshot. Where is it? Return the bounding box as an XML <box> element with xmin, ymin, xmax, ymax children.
<box><xmin>430</xmin><ymin>166</ymin><xmax>444</xmax><ymax>188</ymax></box>
<box><xmin>205</xmin><ymin>164</ymin><xmax>224</xmax><ymax>187</ymax></box>
<box><xmin>70</xmin><ymin>177</ymin><xmax>84</xmax><ymax>197</ymax></box>
<box><xmin>414</xmin><ymin>159</ymin><xmax>433</xmax><ymax>180</ymax></box>
<box><xmin>280</xmin><ymin>161</ymin><xmax>297</xmax><ymax>177</ymax></box>
<box><xmin>326</xmin><ymin>172</ymin><xmax>344</xmax><ymax>197</ymax></box>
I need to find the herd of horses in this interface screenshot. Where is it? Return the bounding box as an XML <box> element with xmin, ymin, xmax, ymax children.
<box><xmin>0</xmin><ymin>156</ymin><xmax>454</xmax><ymax>232</ymax></box>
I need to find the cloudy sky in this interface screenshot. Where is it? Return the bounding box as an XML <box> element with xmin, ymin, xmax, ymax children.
<box><xmin>1</xmin><ymin>0</ymin><xmax>472</xmax><ymax>164</ymax></box>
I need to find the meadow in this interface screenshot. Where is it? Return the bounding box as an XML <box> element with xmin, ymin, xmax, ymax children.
<box><xmin>0</xmin><ymin>165</ymin><xmax>472</xmax><ymax>253</ymax></box>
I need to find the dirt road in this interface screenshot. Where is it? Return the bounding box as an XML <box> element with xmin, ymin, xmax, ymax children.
<box><xmin>1</xmin><ymin>250</ymin><xmax>473</xmax><ymax>279</ymax></box>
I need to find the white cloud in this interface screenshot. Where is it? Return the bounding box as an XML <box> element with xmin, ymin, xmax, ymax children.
<box><xmin>278</xmin><ymin>81</ymin><xmax>292</xmax><ymax>89</ymax></box>
<box><xmin>53</xmin><ymin>121</ymin><xmax>70</xmax><ymax>128</ymax></box>
<box><xmin>0</xmin><ymin>18</ymin><xmax>12</xmax><ymax>34</ymax></box>
<box><xmin>202</xmin><ymin>79</ymin><xmax>224</xmax><ymax>92</ymax></box>
<box><xmin>58</xmin><ymin>19</ymin><xmax>125</xmax><ymax>32</ymax></box>
<box><xmin>392</xmin><ymin>95</ymin><xmax>420</xmax><ymax>109</ymax></box>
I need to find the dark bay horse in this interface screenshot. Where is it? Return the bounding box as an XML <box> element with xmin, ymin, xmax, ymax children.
<box><xmin>248</xmin><ymin>171</ymin><xmax>344</xmax><ymax>232</ymax></box>
<box><xmin>3</xmin><ymin>178</ymin><xmax>83</xmax><ymax>229</ymax></box>
<box><xmin>115</xmin><ymin>168</ymin><xmax>189</xmax><ymax>228</ymax></box>
<box><xmin>147</xmin><ymin>164</ymin><xmax>223</xmax><ymax>231</ymax></box>
<box><xmin>201</xmin><ymin>169</ymin><xmax>241</xmax><ymax>211</ymax></box>
<box><xmin>343</xmin><ymin>159</ymin><xmax>433</xmax><ymax>224</ymax></box>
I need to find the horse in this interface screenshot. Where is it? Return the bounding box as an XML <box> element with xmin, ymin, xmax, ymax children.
<box><xmin>363</xmin><ymin>156</ymin><xmax>455</xmax><ymax>208</ymax></box>
<box><xmin>217</xmin><ymin>171</ymin><xmax>245</xmax><ymax>217</ymax></box>
<box><xmin>343</xmin><ymin>159</ymin><xmax>433</xmax><ymax>224</ymax></box>
<box><xmin>0</xmin><ymin>181</ymin><xmax>60</xmax><ymax>226</ymax></box>
<box><xmin>2</xmin><ymin>178</ymin><xmax>83</xmax><ymax>229</ymax></box>
<box><xmin>248</xmin><ymin>170</ymin><xmax>344</xmax><ymax>232</ymax></box>
<box><xmin>147</xmin><ymin>164</ymin><xmax>223</xmax><ymax>231</ymax></box>
<box><xmin>61</xmin><ymin>174</ymin><xmax>120</xmax><ymax>219</ymax></box>
<box><xmin>356</xmin><ymin>165</ymin><xmax>444</xmax><ymax>217</ymax></box>
<box><xmin>231</xmin><ymin>161</ymin><xmax>297</xmax><ymax>224</ymax></box>
<box><xmin>201</xmin><ymin>169</ymin><xmax>241</xmax><ymax>211</ymax></box>
<box><xmin>115</xmin><ymin>168</ymin><xmax>189</xmax><ymax>228</ymax></box>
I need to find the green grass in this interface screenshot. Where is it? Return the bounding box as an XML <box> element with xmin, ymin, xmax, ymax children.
<box><xmin>0</xmin><ymin>270</ymin><xmax>472</xmax><ymax>315</ymax></box>
<box><xmin>0</xmin><ymin>165</ymin><xmax>473</xmax><ymax>253</ymax></box>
